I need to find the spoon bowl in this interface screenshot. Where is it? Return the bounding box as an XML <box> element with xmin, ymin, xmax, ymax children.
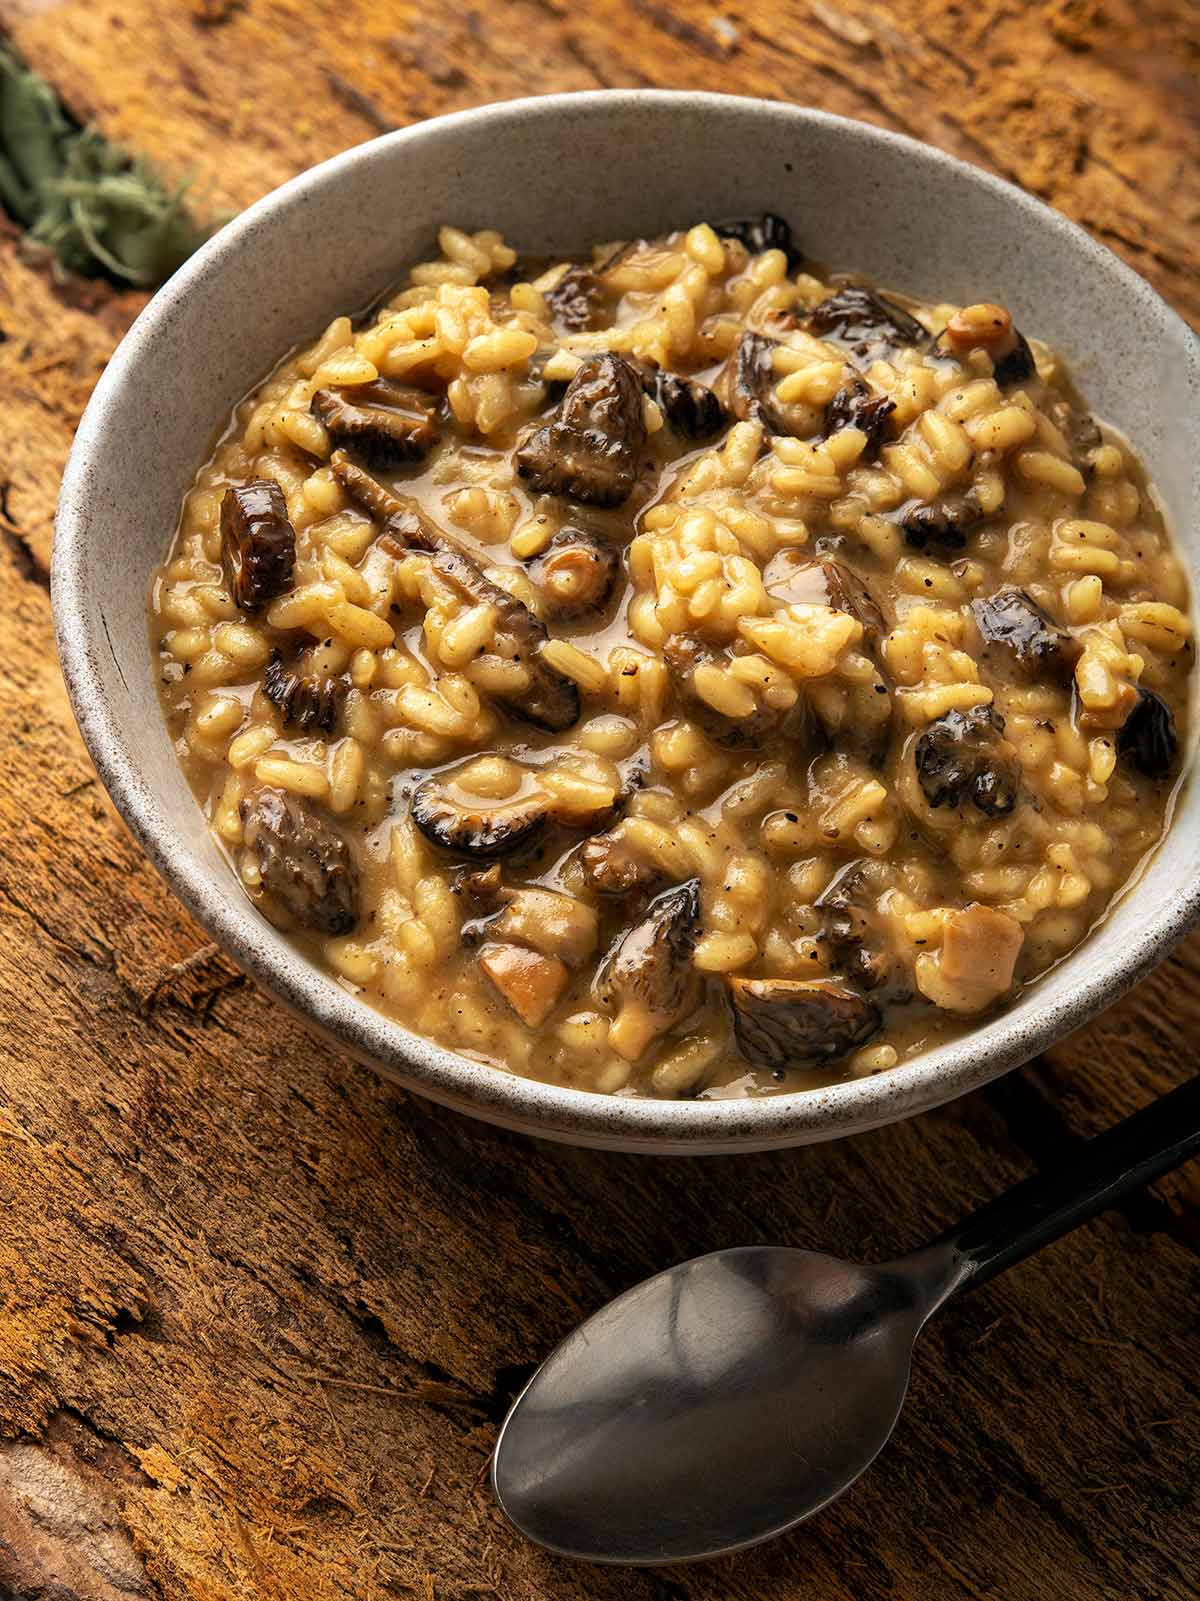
<box><xmin>493</xmin><ymin>1245</ymin><xmax>944</xmax><ymax>1564</ymax></box>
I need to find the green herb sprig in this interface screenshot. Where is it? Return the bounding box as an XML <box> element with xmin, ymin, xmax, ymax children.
<box><xmin>0</xmin><ymin>46</ymin><xmax>217</xmax><ymax>287</ymax></box>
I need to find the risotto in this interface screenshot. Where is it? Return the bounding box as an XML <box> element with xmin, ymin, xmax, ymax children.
<box><xmin>150</xmin><ymin>216</ymin><xmax>1192</xmax><ymax>1098</ymax></box>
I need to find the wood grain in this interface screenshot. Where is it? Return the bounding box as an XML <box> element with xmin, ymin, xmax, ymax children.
<box><xmin>0</xmin><ymin>3</ymin><xmax>1197</xmax><ymax>1598</ymax></box>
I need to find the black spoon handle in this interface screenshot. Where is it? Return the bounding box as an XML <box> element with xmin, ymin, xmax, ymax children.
<box><xmin>938</xmin><ymin>1075</ymin><xmax>1200</xmax><ymax>1294</ymax></box>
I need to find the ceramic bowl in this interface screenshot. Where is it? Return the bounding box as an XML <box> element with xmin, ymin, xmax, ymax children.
<box><xmin>54</xmin><ymin>91</ymin><xmax>1200</xmax><ymax>1153</ymax></box>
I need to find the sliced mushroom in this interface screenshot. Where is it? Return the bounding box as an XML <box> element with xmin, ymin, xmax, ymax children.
<box><xmin>899</xmin><ymin>487</ymin><xmax>991</xmax><ymax>553</ymax></box>
<box><xmin>241</xmin><ymin>788</ymin><xmax>357</xmax><ymax>935</ymax></box>
<box><xmin>914</xmin><ymin>704</ymin><xmax>1022</xmax><ymax>818</ymax></box>
<box><xmin>934</xmin><ymin>303</ymin><xmax>1036</xmax><ymax>388</ymax></box>
<box><xmin>806</xmin><ymin>286</ymin><xmax>926</xmax><ymax>362</ymax></box>
<box><xmin>727</xmin><ymin>977</ymin><xmax>880</xmax><ymax>1070</ymax></box>
<box><xmin>220</xmin><ymin>480</ymin><xmax>296</xmax><ymax>612</ymax></box>
<box><xmin>971</xmin><ymin>588</ymin><xmax>1081</xmax><ymax>681</ymax></box>
<box><xmin>263</xmin><ymin>649</ymin><xmax>345</xmax><ymax>734</ymax></box>
<box><xmin>528</xmin><ymin>526</ymin><xmax>621</xmax><ymax>621</ymax></box>
<box><xmin>822</xmin><ymin>378</ymin><xmax>895</xmax><ymax>461</ymax></box>
<box><xmin>712</xmin><ymin>213</ymin><xmax>804</xmax><ymax>271</ymax></box>
<box><xmin>480</xmin><ymin>943</ymin><xmax>570</xmax><ymax>1027</ymax></box>
<box><xmin>664</xmin><ymin>633</ymin><xmax>788</xmax><ymax>750</ymax></box>
<box><xmin>640</xmin><ymin>363</ymin><xmax>729</xmax><ymax>441</ymax></box>
<box><xmin>329</xmin><ymin>448</ymin><xmax>405</xmax><ymax>522</ymax></box>
<box><xmin>714</xmin><ymin>331</ymin><xmax>795</xmax><ymax>435</ymax></box>
<box><xmin>544</xmin><ymin>265</ymin><xmax>607</xmax><ymax>331</ymax></box>
<box><xmin>312</xmin><ymin>379</ymin><xmax>439</xmax><ymax>468</ymax></box>
<box><xmin>1117</xmin><ymin>685</ymin><xmax>1178</xmax><ymax>779</ymax></box>
<box><xmin>594</xmin><ymin>878</ymin><xmax>702</xmax><ymax>1061</ymax></box>
<box><xmin>915</xmin><ymin>903</ymin><xmax>1024</xmax><ymax>1014</ymax></box>
<box><xmin>383</xmin><ymin>501</ymin><xmax>581</xmax><ymax>733</ymax></box>
<box><xmin>487</xmin><ymin>887</ymin><xmax>599</xmax><ymax>968</ymax></box>
<box><xmin>410</xmin><ymin>776</ymin><xmax>549</xmax><ymax>860</ymax></box>
<box><xmin>514</xmin><ymin>352</ymin><xmax>647</xmax><ymax>508</ymax></box>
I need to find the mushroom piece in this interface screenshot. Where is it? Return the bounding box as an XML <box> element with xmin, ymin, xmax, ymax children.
<box><xmin>486</xmin><ymin>887</ymin><xmax>599</xmax><ymax>969</ymax></box>
<box><xmin>712</xmin><ymin>213</ymin><xmax>804</xmax><ymax>271</ymax></box>
<box><xmin>312</xmin><ymin>379</ymin><xmax>439</xmax><ymax>468</ymax></box>
<box><xmin>544</xmin><ymin>265</ymin><xmax>607</xmax><ymax>331</ymax></box>
<box><xmin>241</xmin><ymin>788</ymin><xmax>357</xmax><ymax>935</ymax></box>
<box><xmin>899</xmin><ymin>487</ymin><xmax>991</xmax><ymax>553</ymax></box>
<box><xmin>514</xmin><ymin>352</ymin><xmax>647</xmax><ymax>508</ymax></box>
<box><xmin>714</xmin><ymin>331</ymin><xmax>796</xmax><ymax>435</ymax></box>
<box><xmin>639</xmin><ymin>363</ymin><xmax>729</xmax><ymax>441</ymax></box>
<box><xmin>1117</xmin><ymin>685</ymin><xmax>1178</xmax><ymax>779</ymax></box>
<box><xmin>220</xmin><ymin>480</ymin><xmax>296</xmax><ymax>612</ymax></box>
<box><xmin>410</xmin><ymin>776</ymin><xmax>549</xmax><ymax>861</ymax></box>
<box><xmin>806</xmin><ymin>286</ymin><xmax>926</xmax><ymax>362</ymax></box>
<box><xmin>578</xmin><ymin>829</ymin><xmax>664</xmax><ymax>898</ymax></box>
<box><xmin>382</xmin><ymin>502</ymin><xmax>581</xmax><ymax>733</ymax></box>
<box><xmin>914</xmin><ymin>704</ymin><xmax>1022</xmax><ymax>818</ymax></box>
<box><xmin>1046</xmin><ymin>397</ymin><xmax>1103</xmax><ymax>468</ymax></box>
<box><xmin>263</xmin><ymin>649</ymin><xmax>345</xmax><ymax>734</ymax></box>
<box><xmin>971</xmin><ymin>588</ymin><xmax>1081</xmax><ymax>682</ymax></box>
<box><xmin>764</xmin><ymin>552</ymin><xmax>885</xmax><ymax>648</ymax></box>
<box><xmin>480</xmin><ymin>943</ymin><xmax>570</xmax><ymax>1027</ymax></box>
<box><xmin>329</xmin><ymin>448</ymin><xmax>406</xmax><ymax>522</ymax></box>
<box><xmin>915</xmin><ymin>903</ymin><xmax>1024</xmax><ymax>1014</ymax></box>
<box><xmin>935</xmin><ymin>303</ymin><xmax>1036</xmax><ymax>388</ymax></box>
<box><xmin>727</xmin><ymin>977</ymin><xmax>880</xmax><ymax>1071</ymax></box>
<box><xmin>594</xmin><ymin>878</ymin><xmax>702</xmax><ymax>1061</ymax></box>
<box><xmin>815</xmin><ymin>860</ymin><xmax>910</xmax><ymax>1000</ymax></box>
<box><xmin>822</xmin><ymin>378</ymin><xmax>896</xmax><ymax>461</ymax></box>
<box><xmin>663</xmin><ymin>633</ymin><xmax>788</xmax><ymax>750</ymax></box>
<box><xmin>528</xmin><ymin>526</ymin><xmax>621</xmax><ymax>621</ymax></box>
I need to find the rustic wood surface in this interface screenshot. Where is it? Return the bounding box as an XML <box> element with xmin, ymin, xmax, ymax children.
<box><xmin>1</xmin><ymin>2</ymin><xmax>1198</xmax><ymax>1597</ymax></box>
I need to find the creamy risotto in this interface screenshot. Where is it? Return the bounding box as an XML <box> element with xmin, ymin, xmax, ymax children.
<box><xmin>150</xmin><ymin>217</ymin><xmax>1192</xmax><ymax>1098</ymax></box>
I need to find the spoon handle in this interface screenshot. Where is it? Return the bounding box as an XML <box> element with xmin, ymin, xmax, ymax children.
<box><xmin>936</xmin><ymin>1074</ymin><xmax>1200</xmax><ymax>1296</ymax></box>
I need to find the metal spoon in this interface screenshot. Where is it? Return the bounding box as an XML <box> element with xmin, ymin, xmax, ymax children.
<box><xmin>493</xmin><ymin>1075</ymin><xmax>1200</xmax><ymax>1565</ymax></box>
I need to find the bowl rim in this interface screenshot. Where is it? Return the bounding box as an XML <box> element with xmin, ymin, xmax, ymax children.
<box><xmin>53</xmin><ymin>88</ymin><xmax>1200</xmax><ymax>1152</ymax></box>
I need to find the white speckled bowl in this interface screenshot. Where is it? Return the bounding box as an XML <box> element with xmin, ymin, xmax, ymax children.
<box><xmin>55</xmin><ymin>91</ymin><xmax>1200</xmax><ymax>1153</ymax></box>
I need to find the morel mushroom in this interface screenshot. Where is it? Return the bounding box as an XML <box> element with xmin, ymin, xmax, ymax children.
<box><xmin>383</xmin><ymin>502</ymin><xmax>581</xmax><ymax>733</ymax></box>
<box><xmin>220</xmin><ymin>480</ymin><xmax>296</xmax><ymax>612</ymax></box>
<box><xmin>815</xmin><ymin>860</ymin><xmax>910</xmax><ymax>999</ymax></box>
<box><xmin>806</xmin><ymin>285</ymin><xmax>925</xmax><ymax>362</ymax></box>
<box><xmin>935</xmin><ymin>303</ymin><xmax>1036</xmax><ymax>388</ymax></box>
<box><xmin>595</xmin><ymin>878</ymin><xmax>702</xmax><ymax>1060</ymax></box>
<box><xmin>312</xmin><ymin>379</ymin><xmax>439</xmax><ymax>469</ymax></box>
<box><xmin>1117</xmin><ymin>685</ymin><xmax>1178</xmax><ymax>779</ymax></box>
<box><xmin>712</xmin><ymin>213</ymin><xmax>804</xmax><ymax>272</ymax></box>
<box><xmin>822</xmin><ymin>378</ymin><xmax>896</xmax><ymax>461</ymax></box>
<box><xmin>914</xmin><ymin>704</ymin><xmax>1022</xmax><ymax>818</ymax></box>
<box><xmin>664</xmin><ymin>633</ymin><xmax>787</xmax><ymax>750</ymax></box>
<box><xmin>544</xmin><ymin>265</ymin><xmax>607</xmax><ymax>331</ymax></box>
<box><xmin>727</xmin><ymin>976</ymin><xmax>880</xmax><ymax>1070</ymax></box>
<box><xmin>263</xmin><ymin>650</ymin><xmax>345</xmax><ymax>734</ymax></box>
<box><xmin>644</xmin><ymin>365</ymin><xmax>729</xmax><ymax>440</ymax></box>
<box><xmin>971</xmin><ymin>588</ymin><xmax>1081</xmax><ymax>681</ymax></box>
<box><xmin>528</xmin><ymin>526</ymin><xmax>621</xmax><ymax>621</ymax></box>
<box><xmin>899</xmin><ymin>487</ymin><xmax>991</xmax><ymax>553</ymax></box>
<box><xmin>410</xmin><ymin>776</ymin><xmax>549</xmax><ymax>860</ymax></box>
<box><xmin>715</xmin><ymin>331</ymin><xmax>794</xmax><ymax>435</ymax></box>
<box><xmin>515</xmin><ymin>352</ymin><xmax>647</xmax><ymax>508</ymax></box>
<box><xmin>241</xmin><ymin>788</ymin><xmax>357</xmax><ymax>935</ymax></box>
<box><xmin>765</xmin><ymin>553</ymin><xmax>886</xmax><ymax>649</ymax></box>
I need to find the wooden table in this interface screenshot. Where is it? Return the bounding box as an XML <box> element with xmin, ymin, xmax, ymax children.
<box><xmin>1</xmin><ymin>3</ymin><xmax>1197</xmax><ymax>1596</ymax></box>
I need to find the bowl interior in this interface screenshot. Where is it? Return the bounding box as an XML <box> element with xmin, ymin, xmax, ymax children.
<box><xmin>55</xmin><ymin>92</ymin><xmax>1200</xmax><ymax>1152</ymax></box>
